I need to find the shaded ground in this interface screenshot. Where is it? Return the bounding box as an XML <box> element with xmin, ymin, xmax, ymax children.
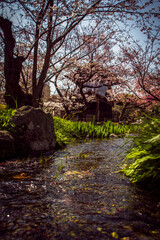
<box><xmin>0</xmin><ymin>138</ymin><xmax>160</xmax><ymax>240</ymax></box>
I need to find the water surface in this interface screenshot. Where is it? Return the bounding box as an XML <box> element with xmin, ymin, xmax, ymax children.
<box><xmin>0</xmin><ymin>138</ymin><xmax>160</xmax><ymax>239</ymax></box>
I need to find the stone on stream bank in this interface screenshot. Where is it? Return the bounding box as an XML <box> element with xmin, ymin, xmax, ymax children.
<box><xmin>0</xmin><ymin>130</ymin><xmax>15</xmax><ymax>161</ymax></box>
<box><xmin>0</xmin><ymin>106</ymin><xmax>56</xmax><ymax>161</ymax></box>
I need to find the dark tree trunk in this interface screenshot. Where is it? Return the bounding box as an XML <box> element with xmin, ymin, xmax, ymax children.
<box><xmin>0</xmin><ymin>17</ymin><xmax>32</xmax><ymax>108</ymax></box>
<box><xmin>119</xmin><ymin>102</ymin><xmax>130</xmax><ymax>122</ymax></box>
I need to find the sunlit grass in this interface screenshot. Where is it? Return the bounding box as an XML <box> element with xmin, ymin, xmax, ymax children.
<box><xmin>54</xmin><ymin>117</ymin><xmax>138</xmax><ymax>148</ymax></box>
<box><xmin>0</xmin><ymin>106</ymin><xmax>16</xmax><ymax>131</ymax></box>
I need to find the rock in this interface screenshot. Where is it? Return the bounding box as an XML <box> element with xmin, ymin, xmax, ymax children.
<box><xmin>10</xmin><ymin>106</ymin><xmax>56</xmax><ymax>157</ymax></box>
<box><xmin>0</xmin><ymin>130</ymin><xmax>15</xmax><ymax>161</ymax></box>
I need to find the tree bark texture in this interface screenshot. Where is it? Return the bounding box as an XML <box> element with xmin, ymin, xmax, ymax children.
<box><xmin>0</xmin><ymin>17</ymin><xmax>32</xmax><ymax>108</ymax></box>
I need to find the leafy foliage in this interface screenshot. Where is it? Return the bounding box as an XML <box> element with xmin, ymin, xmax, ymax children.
<box><xmin>54</xmin><ymin>117</ymin><xmax>138</xmax><ymax>148</ymax></box>
<box><xmin>123</xmin><ymin>116</ymin><xmax>160</xmax><ymax>184</ymax></box>
<box><xmin>0</xmin><ymin>105</ymin><xmax>16</xmax><ymax>131</ymax></box>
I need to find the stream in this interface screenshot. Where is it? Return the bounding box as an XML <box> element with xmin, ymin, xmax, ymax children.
<box><xmin>0</xmin><ymin>138</ymin><xmax>160</xmax><ymax>240</ymax></box>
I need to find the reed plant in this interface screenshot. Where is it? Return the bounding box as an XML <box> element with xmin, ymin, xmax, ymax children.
<box><xmin>53</xmin><ymin>117</ymin><xmax>138</xmax><ymax>148</ymax></box>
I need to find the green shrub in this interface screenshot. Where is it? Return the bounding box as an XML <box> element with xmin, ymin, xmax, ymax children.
<box><xmin>123</xmin><ymin>116</ymin><xmax>160</xmax><ymax>184</ymax></box>
<box><xmin>0</xmin><ymin>106</ymin><xmax>16</xmax><ymax>131</ymax></box>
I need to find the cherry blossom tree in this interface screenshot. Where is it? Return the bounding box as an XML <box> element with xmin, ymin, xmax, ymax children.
<box><xmin>118</xmin><ymin>29</ymin><xmax>160</xmax><ymax>104</ymax></box>
<box><xmin>0</xmin><ymin>0</ymin><xmax>159</xmax><ymax>108</ymax></box>
<box><xmin>52</xmin><ymin>43</ymin><xmax>121</xmax><ymax>117</ymax></box>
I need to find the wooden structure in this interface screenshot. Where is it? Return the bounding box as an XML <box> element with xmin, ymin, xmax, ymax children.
<box><xmin>75</xmin><ymin>94</ymin><xmax>112</xmax><ymax>122</ymax></box>
<box><xmin>43</xmin><ymin>92</ymin><xmax>113</xmax><ymax>122</ymax></box>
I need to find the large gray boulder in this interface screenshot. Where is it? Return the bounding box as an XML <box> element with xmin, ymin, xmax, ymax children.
<box><xmin>10</xmin><ymin>106</ymin><xmax>56</xmax><ymax>157</ymax></box>
<box><xmin>0</xmin><ymin>130</ymin><xmax>15</xmax><ymax>161</ymax></box>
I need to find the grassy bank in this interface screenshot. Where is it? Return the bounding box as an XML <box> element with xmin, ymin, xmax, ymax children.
<box><xmin>53</xmin><ymin>116</ymin><xmax>138</xmax><ymax>148</ymax></box>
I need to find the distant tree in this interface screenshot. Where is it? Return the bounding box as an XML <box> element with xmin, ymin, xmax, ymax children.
<box><xmin>116</xmin><ymin>6</ymin><xmax>160</xmax><ymax>102</ymax></box>
<box><xmin>53</xmin><ymin>57</ymin><xmax>121</xmax><ymax>117</ymax></box>
<box><xmin>120</xmin><ymin>35</ymin><xmax>160</xmax><ymax>103</ymax></box>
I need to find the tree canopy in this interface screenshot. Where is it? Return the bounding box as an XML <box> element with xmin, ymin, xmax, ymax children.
<box><xmin>0</xmin><ymin>0</ymin><xmax>159</xmax><ymax>108</ymax></box>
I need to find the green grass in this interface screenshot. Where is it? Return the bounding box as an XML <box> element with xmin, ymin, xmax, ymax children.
<box><xmin>53</xmin><ymin>117</ymin><xmax>138</xmax><ymax>148</ymax></box>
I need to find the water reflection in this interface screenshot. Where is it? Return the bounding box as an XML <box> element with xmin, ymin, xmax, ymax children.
<box><xmin>0</xmin><ymin>138</ymin><xmax>160</xmax><ymax>239</ymax></box>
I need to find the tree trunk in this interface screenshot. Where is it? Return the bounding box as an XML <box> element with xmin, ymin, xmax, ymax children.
<box><xmin>54</xmin><ymin>78</ymin><xmax>70</xmax><ymax>115</ymax></box>
<box><xmin>119</xmin><ymin>102</ymin><xmax>129</xmax><ymax>122</ymax></box>
<box><xmin>0</xmin><ymin>17</ymin><xmax>32</xmax><ymax>108</ymax></box>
